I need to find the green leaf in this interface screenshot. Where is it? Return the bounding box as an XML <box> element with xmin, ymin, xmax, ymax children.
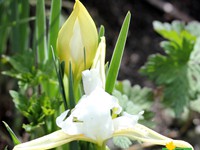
<box><xmin>9</xmin><ymin>90</ymin><xmax>28</xmax><ymax>112</ymax></box>
<box><xmin>52</xmin><ymin>48</ymin><xmax>68</xmax><ymax>110</ymax></box>
<box><xmin>36</xmin><ymin>0</ymin><xmax>47</xmax><ymax>63</ymax></box>
<box><xmin>98</xmin><ymin>25</ymin><xmax>105</xmax><ymax>43</ymax></box>
<box><xmin>19</xmin><ymin>0</ymin><xmax>30</xmax><ymax>52</ymax></box>
<box><xmin>141</xmin><ymin>21</ymin><xmax>200</xmax><ymax>116</ymax></box>
<box><xmin>4</xmin><ymin>146</ymin><xmax>8</xmax><ymax>150</ymax></box>
<box><xmin>2</xmin><ymin>121</ymin><xmax>21</xmax><ymax>145</ymax></box>
<box><xmin>113</xmin><ymin>136</ymin><xmax>132</xmax><ymax>149</ymax></box>
<box><xmin>106</xmin><ymin>12</ymin><xmax>131</xmax><ymax>94</ymax></box>
<box><xmin>186</xmin><ymin>21</ymin><xmax>200</xmax><ymax>37</ymax></box>
<box><xmin>2</xmin><ymin>51</ymin><xmax>34</xmax><ymax>73</ymax></box>
<box><xmin>68</xmin><ymin>62</ymin><xmax>76</xmax><ymax>108</ymax></box>
<box><xmin>113</xmin><ymin>80</ymin><xmax>154</xmax><ymax>122</ymax></box>
<box><xmin>48</xmin><ymin>0</ymin><xmax>61</xmax><ymax>59</ymax></box>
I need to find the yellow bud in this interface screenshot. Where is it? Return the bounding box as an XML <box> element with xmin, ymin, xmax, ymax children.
<box><xmin>57</xmin><ymin>0</ymin><xmax>98</xmax><ymax>80</ymax></box>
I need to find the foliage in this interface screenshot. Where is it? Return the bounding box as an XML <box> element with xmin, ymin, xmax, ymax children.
<box><xmin>105</xmin><ymin>12</ymin><xmax>131</xmax><ymax>94</ymax></box>
<box><xmin>140</xmin><ymin>20</ymin><xmax>200</xmax><ymax>116</ymax></box>
<box><xmin>2</xmin><ymin>51</ymin><xmax>61</xmax><ymax>134</ymax></box>
<box><xmin>114</xmin><ymin>80</ymin><xmax>153</xmax><ymax>118</ymax></box>
<box><xmin>0</xmin><ymin>0</ymin><xmax>197</xmax><ymax>150</ymax></box>
<box><xmin>112</xmin><ymin>80</ymin><xmax>154</xmax><ymax>149</ymax></box>
<box><xmin>2</xmin><ymin>121</ymin><xmax>21</xmax><ymax>145</ymax></box>
<box><xmin>113</xmin><ymin>136</ymin><xmax>132</xmax><ymax>149</ymax></box>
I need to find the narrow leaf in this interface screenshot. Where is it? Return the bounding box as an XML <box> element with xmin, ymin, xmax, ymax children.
<box><xmin>36</xmin><ymin>0</ymin><xmax>47</xmax><ymax>63</ymax></box>
<box><xmin>98</xmin><ymin>25</ymin><xmax>105</xmax><ymax>43</ymax></box>
<box><xmin>52</xmin><ymin>47</ymin><xmax>68</xmax><ymax>110</ymax></box>
<box><xmin>105</xmin><ymin>12</ymin><xmax>131</xmax><ymax>94</ymax></box>
<box><xmin>68</xmin><ymin>62</ymin><xmax>76</xmax><ymax>108</ymax></box>
<box><xmin>2</xmin><ymin>121</ymin><xmax>21</xmax><ymax>145</ymax></box>
<box><xmin>48</xmin><ymin>0</ymin><xmax>61</xmax><ymax>59</ymax></box>
<box><xmin>19</xmin><ymin>0</ymin><xmax>30</xmax><ymax>52</ymax></box>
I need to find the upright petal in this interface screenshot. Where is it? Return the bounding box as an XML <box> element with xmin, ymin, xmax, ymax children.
<box><xmin>57</xmin><ymin>0</ymin><xmax>98</xmax><ymax>80</ymax></box>
<box><xmin>82</xmin><ymin>69</ymin><xmax>103</xmax><ymax>95</ymax></box>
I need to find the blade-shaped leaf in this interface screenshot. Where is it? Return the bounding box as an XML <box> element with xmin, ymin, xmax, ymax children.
<box><xmin>105</xmin><ymin>12</ymin><xmax>131</xmax><ymax>94</ymax></box>
<box><xmin>48</xmin><ymin>0</ymin><xmax>61</xmax><ymax>59</ymax></box>
<box><xmin>98</xmin><ymin>25</ymin><xmax>105</xmax><ymax>43</ymax></box>
<box><xmin>2</xmin><ymin>121</ymin><xmax>21</xmax><ymax>145</ymax></box>
<box><xmin>36</xmin><ymin>0</ymin><xmax>47</xmax><ymax>63</ymax></box>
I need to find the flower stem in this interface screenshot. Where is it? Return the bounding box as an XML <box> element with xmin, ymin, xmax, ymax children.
<box><xmin>95</xmin><ymin>143</ymin><xmax>109</xmax><ymax>150</ymax></box>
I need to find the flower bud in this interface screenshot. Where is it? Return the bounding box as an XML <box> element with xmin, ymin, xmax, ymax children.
<box><xmin>57</xmin><ymin>0</ymin><xmax>98</xmax><ymax>80</ymax></box>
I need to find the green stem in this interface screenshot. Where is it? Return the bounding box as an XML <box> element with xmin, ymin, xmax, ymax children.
<box><xmin>95</xmin><ymin>143</ymin><xmax>108</xmax><ymax>150</ymax></box>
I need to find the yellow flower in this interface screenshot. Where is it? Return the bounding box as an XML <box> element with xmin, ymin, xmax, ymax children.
<box><xmin>166</xmin><ymin>141</ymin><xmax>176</xmax><ymax>150</ymax></box>
<box><xmin>56</xmin><ymin>0</ymin><xmax>98</xmax><ymax>80</ymax></box>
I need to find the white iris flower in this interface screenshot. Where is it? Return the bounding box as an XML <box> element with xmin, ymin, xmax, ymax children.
<box><xmin>56</xmin><ymin>68</ymin><xmax>141</xmax><ymax>146</ymax></box>
<box><xmin>13</xmin><ymin>38</ymin><xmax>193</xmax><ymax>150</ymax></box>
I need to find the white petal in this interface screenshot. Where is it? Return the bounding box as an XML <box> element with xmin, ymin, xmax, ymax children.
<box><xmin>61</xmin><ymin>115</ymin><xmax>83</xmax><ymax>135</ymax></box>
<box><xmin>56</xmin><ymin>110</ymin><xmax>70</xmax><ymax>128</ymax></box>
<box><xmin>113</xmin><ymin>111</ymin><xmax>143</xmax><ymax>131</ymax></box>
<box><xmin>70</xmin><ymin>19</ymin><xmax>84</xmax><ymax>62</ymax></box>
<box><xmin>82</xmin><ymin>69</ymin><xmax>102</xmax><ymax>95</ymax></box>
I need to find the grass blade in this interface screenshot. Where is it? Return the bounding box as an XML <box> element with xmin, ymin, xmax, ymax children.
<box><xmin>68</xmin><ymin>62</ymin><xmax>76</xmax><ymax>108</ymax></box>
<box><xmin>10</xmin><ymin>0</ymin><xmax>20</xmax><ymax>53</ymax></box>
<box><xmin>52</xmin><ymin>47</ymin><xmax>68</xmax><ymax>110</ymax></box>
<box><xmin>0</xmin><ymin>1</ymin><xmax>9</xmax><ymax>54</ymax></box>
<box><xmin>19</xmin><ymin>0</ymin><xmax>30</xmax><ymax>52</ymax></box>
<box><xmin>48</xmin><ymin>0</ymin><xmax>61</xmax><ymax>59</ymax></box>
<box><xmin>36</xmin><ymin>0</ymin><xmax>47</xmax><ymax>63</ymax></box>
<box><xmin>105</xmin><ymin>12</ymin><xmax>131</xmax><ymax>94</ymax></box>
<box><xmin>2</xmin><ymin>121</ymin><xmax>21</xmax><ymax>145</ymax></box>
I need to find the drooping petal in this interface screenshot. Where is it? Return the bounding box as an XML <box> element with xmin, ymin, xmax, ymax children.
<box><xmin>13</xmin><ymin>130</ymin><xmax>95</xmax><ymax>150</ymax></box>
<box><xmin>113</xmin><ymin>123</ymin><xmax>194</xmax><ymax>150</ymax></box>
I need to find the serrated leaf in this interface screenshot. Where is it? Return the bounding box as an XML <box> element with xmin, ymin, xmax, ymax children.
<box><xmin>141</xmin><ymin>21</ymin><xmax>200</xmax><ymax>116</ymax></box>
<box><xmin>113</xmin><ymin>136</ymin><xmax>132</xmax><ymax>149</ymax></box>
<box><xmin>186</xmin><ymin>21</ymin><xmax>200</xmax><ymax>37</ymax></box>
<box><xmin>9</xmin><ymin>90</ymin><xmax>28</xmax><ymax>112</ymax></box>
<box><xmin>22</xmin><ymin>122</ymin><xmax>45</xmax><ymax>133</ymax></box>
<box><xmin>153</xmin><ymin>21</ymin><xmax>182</xmax><ymax>44</ymax></box>
<box><xmin>114</xmin><ymin>80</ymin><xmax>154</xmax><ymax>120</ymax></box>
<box><xmin>190</xmin><ymin>98</ymin><xmax>200</xmax><ymax>113</ymax></box>
<box><xmin>2</xmin><ymin>51</ymin><xmax>34</xmax><ymax>73</ymax></box>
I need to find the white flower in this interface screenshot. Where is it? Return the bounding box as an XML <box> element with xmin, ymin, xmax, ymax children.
<box><xmin>56</xmin><ymin>69</ymin><xmax>124</xmax><ymax>145</ymax></box>
<box><xmin>13</xmin><ymin>69</ymin><xmax>194</xmax><ymax>150</ymax></box>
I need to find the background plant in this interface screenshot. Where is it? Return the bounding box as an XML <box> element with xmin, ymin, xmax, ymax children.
<box><xmin>1</xmin><ymin>0</ymin><xmax>200</xmax><ymax>150</ymax></box>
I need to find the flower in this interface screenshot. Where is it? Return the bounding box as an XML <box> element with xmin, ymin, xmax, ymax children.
<box><xmin>13</xmin><ymin>69</ymin><xmax>194</xmax><ymax>150</ymax></box>
<box><xmin>91</xmin><ymin>36</ymin><xmax>106</xmax><ymax>89</ymax></box>
<box><xmin>56</xmin><ymin>0</ymin><xmax>98</xmax><ymax>80</ymax></box>
<box><xmin>166</xmin><ymin>141</ymin><xmax>176</xmax><ymax>150</ymax></box>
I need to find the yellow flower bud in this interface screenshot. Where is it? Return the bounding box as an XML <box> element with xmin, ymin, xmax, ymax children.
<box><xmin>57</xmin><ymin>0</ymin><xmax>98</xmax><ymax>80</ymax></box>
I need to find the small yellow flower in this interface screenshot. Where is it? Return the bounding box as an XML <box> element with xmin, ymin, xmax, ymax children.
<box><xmin>57</xmin><ymin>0</ymin><xmax>98</xmax><ymax>80</ymax></box>
<box><xmin>166</xmin><ymin>141</ymin><xmax>176</xmax><ymax>150</ymax></box>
